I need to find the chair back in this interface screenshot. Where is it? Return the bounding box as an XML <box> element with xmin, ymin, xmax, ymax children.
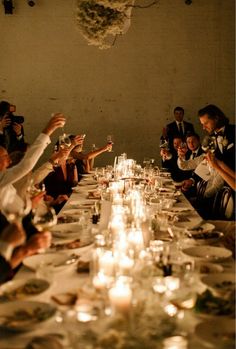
<box><xmin>212</xmin><ymin>186</ymin><xmax>235</xmax><ymax>220</ymax></box>
<box><xmin>196</xmin><ymin>179</ymin><xmax>208</xmax><ymax>200</ymax></box>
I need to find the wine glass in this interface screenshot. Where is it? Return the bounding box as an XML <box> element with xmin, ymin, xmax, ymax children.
<box><xmin>32</xmin><ymin>205</ymin><xmax>57</xmax><ymax>254</ymax></box>
<box><xmin>106</xmin><ymin>135</ymin><xmax>114</xmax><ymax>152</ymax></box>
<box><xmin>201</xmin><ymin>135</ymin><xmax>216</xmax><ymax>153</ymax></box>
<box><xmin>58</xmin><ymin>133</ymin><xmax>72</xmax><ymax>149</ymax></box>
<box><xmin>159</xmin><ymin>139</ymin><xmax>169</xmax><ymax>150</ymax></box>
<box><xmin>32</xmin><ymin>205</ymin><xmax>57</xmax><ymax>233</ymax></box>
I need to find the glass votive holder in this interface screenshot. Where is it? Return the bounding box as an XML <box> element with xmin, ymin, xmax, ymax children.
<box><xmin>75</xmin><ymin>300</ymin><xmax>98</xmax><ymax>322</ymax></box>
<box><xmin>165</xmin><ymin>276</ymin><xmax>180</xmax><ymax>292</ymax></box>
<box><xmin>108</xmin><ymin>277</ymin><xmax>132</xmax><ymax>315</ymax></box>
<box><xmin>152</xmin><ymin>276</ymin><xmax>167</xmax><ymax>295</ymax></box>
<box><xmin>36</xmin><ymin>261</ymin><xmax>55</xmax><ymax>283</ymax></box>
<box><xmin>163</xmin><ymin>335</ymin><xmax>188</xmax><ymax>349</ymax></box>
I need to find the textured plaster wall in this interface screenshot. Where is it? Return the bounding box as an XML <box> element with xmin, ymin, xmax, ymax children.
<box><xmin>0</xmin><ymin>0</ymin><xmax>234</xmax><ymax>166</ymax></box>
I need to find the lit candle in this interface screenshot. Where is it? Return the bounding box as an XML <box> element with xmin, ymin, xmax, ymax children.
<box><xmin>99</xmin><ymin>251</ymin><xmax>115</xmax><ymax>276</ymax></box>
<box><xmin>109</xmin><ymin>281</ymin><xmax>132</xmax><ymax>314</ymax></box>
<box><xmin>118</xmin><ymin>256</ymin><xmax>134</xmax><ymax>273</ymax></box>
<box><xmin>165</xmin><ymin>276</ymin><xmax>180</xmax><ymax>292</ymax></box>
<box><xmin>93</xmin><ymin>272</ymin><xmax>108</xmax><ymax>290</ymax></box>
<box><xmin>163</xmin><ymin>336</ymin><xmax>188</xmax><ymax>349</ymax></box>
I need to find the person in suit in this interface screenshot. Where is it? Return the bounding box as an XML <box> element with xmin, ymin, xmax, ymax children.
<box><xmin>198</xmin><ymin>104</ymin><xmax>235</xmax><ymax>171</ymax></box>
<box><xmin>177</xmin><ymin>133</ymin><xmax>204</xmax><ymax>195</ymax></box>
<box><xmin>160</xmin><ymin>135</ymin><xmax>192</xmax><ymax>182</ymax></box>
<box><xmin>165</xmin><ymin>106</ymin><xmax>195</xmax><ymax>151</ymax></box>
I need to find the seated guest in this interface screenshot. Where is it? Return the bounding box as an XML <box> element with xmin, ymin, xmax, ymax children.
<box><xmin>0</xmin><ymin>113</ymin><xmax>66</xmax><ymax>222</ymax></box>
<box><xmin>177</xmin><ymin>133</ymin><xmax>203</xmax><ymax>194</ymax></box>
<box><xmin>0</xmin><ymin>101</ymin><xmax>27</xmax><ymax>153</ymax></box>
<box><xmin>160</xmin><ymin>135</ymin><xmax>192</xmax><ymax>182</ymax></box>
<box><xmin>70</xmin><ymin>137</ymin><xmax>112</xmax><ymax>177</ymax></box>
<box><xmin>42</xmin><ymin>135</ymin><xmax>84</xmax><ymax>213</ymax></box>
<box><xmin>0</xmin><ymin>222</ymin><xmax>51</xmax><ymax>284</ymax></box>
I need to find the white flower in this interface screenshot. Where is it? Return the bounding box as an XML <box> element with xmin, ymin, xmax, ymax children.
<box><xmin>76</xmin><ymin>0</ymin><xmax>134</xmax><ymax>49</ymax></box>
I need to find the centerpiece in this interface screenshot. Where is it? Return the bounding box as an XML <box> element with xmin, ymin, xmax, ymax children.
<box><xmin>76</xmin><ymin>0</ymin><xmax>135</xmax><ymax>49</ymax></box>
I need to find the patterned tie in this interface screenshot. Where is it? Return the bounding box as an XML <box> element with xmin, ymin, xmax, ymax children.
<box><xmin>178</xmin><ymin>122</ymin><xmax>184</xmax><ymax>137</ymax></box>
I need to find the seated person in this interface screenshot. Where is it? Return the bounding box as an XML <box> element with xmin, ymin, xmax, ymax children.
<box><xmin>0</xmin><ymin>113</ymin><xmax>66</xmax><ymax>221</ymax></box>
<box><xmin>177</xmin><ymin>133</ymin><xmax>204</xmax><ymax>194</ymax></box>
<box><xmin>70</xmin><ymin>136</ymin><xmax>112</xmax><ymax>178</ymax></box>
<box><xmin>42</xmin><ymin>135</ymin><xmax>84</xmax><ymax>213</ymax></box>
<box><xmin>160</xmin><ymin>135</ymin><xmax>192</xmax><ymax>182</ymax></box>
<box><xmin>0</xmin><ymin>101</ymin><xmax>27</xmax><ymax>153</ymax></box>
<box><xmin>0</xmin><ymin>222</ymin><xmax>51</xmax><ymax>284</ymax></box>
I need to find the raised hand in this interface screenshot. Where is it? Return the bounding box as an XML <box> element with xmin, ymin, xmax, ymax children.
<box><xmin>42</xmin><ymin>113</ymin><xmax>66</xmax><ymax>136</ymax></box>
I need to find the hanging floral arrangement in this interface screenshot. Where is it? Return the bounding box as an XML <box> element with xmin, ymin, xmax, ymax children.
<box><xmin>76</xmin><ymin>0</ymin><xmax>135</xmax><ymax>49</ymax></box>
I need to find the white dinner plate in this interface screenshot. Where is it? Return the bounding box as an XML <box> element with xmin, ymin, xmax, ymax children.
<box><xmin>201</xmin><ymin>273</ymin><xmax>235</xmax><ymax>296</ymax></box>
<box><xmin>23</xmin><ymin>252</ymin><xmax>74</xmax><ymax>271</ymax></box>
<box><xmin>184</xmin><ymin>230</ymin><xmax>223</xmax><ymax>246</ymax></box>
<box><xmin>188</xmin><ymin>222</ymin><xmax>215</xmax><ymax>233</ymax></box>
<box><xmin>195</xmin><ymin>318</ymin><xmax>235</xmax><ymax>349</ymax></box>
<box><xmin>195</xmin><ymin>261</ymin><xmax>224</xmax><ymax>274</ymax></box>
<box><xmin>51</xmin><ymin>222</ymin><xmax>85</xmax><ymax>239</ymax></box>
<box><xmin>182</xmin><ymin>245</ymin><xmax>232</xmax><ymax>262</ymax></box>
<box><xmin>0</xmin><ymin>300</ymin><xmax>57</xmax><ymax>332</ymax></box>
<box><xmin>0</xmin><ymin>278</ymin><xmax>50</xmax><ymax>303</ymax></box>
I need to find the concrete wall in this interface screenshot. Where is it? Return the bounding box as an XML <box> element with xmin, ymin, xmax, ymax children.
<box><xmin>0</xmin><ymin>0</ymin><xmax>234</xmax><ymax>167</ymax></box>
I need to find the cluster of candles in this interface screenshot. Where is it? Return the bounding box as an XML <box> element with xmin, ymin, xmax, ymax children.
<box><xmin>91</xmin><ymin>155</ymin><xmax>180</xmax><ymax>316</ymax></box>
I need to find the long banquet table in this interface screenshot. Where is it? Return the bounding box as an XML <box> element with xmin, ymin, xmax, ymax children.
<box><xmin>0</xmin><ymin>171</ymin><xmax>235</xmax><ymax>349</ymax></box>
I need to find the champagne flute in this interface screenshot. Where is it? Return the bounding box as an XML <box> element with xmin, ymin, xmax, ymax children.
<box><xmin>106</xmin><ymin>135</ymin><xmax>114</xmax><ymax>152</ymax></box>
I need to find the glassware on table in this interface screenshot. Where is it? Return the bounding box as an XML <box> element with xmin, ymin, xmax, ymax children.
<box><xmin>106</xmin><ymin>135</ymin><xmax>114</xmax><ymax>152</ymax></box>
<box><xmin>143</xmin><ymin>157</ymin><xmax>151</xmax><ymax>168</ymax></box>
<box><xmin>201</xmin><ymin>135</ymin><xmax>216</xmax><ymax>153</ymax></box>
<box><xmin>32</xmin><ymin>205</ymin><xmax>57</xmax><ymax>253</ymax></box>
<box><xmin>32</xmin><ymin>205</ymin><xmax>57</xmax><ymax>232</ymax></box>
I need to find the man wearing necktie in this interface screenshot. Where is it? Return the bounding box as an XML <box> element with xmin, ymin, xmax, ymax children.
<box><xmin>164</xmin><ymin>106</ymin><xmax>195</xmax><ymax>152</ymax></box>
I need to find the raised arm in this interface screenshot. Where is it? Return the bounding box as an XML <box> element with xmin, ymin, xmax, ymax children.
<box><xmin>0</xmin><ymin>113</ymin><xmax>66</xmax><ymax>188</ymax></box>
<box><xmin>206</xmin><ymin>152</ymin><xmax>236</xmax><ymax>190</ymax></box>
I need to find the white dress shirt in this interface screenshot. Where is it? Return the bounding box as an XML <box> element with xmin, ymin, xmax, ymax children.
<box><xmin>0</xmin><ymin>133</ymin><xmax>50</xmax><ymax>215</ymax></box>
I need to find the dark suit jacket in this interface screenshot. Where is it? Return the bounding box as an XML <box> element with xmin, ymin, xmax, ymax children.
<box><xmin>166</xmin><ymin>121</ymin><xmax>195</xmax><ymax>149</ymax></box>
